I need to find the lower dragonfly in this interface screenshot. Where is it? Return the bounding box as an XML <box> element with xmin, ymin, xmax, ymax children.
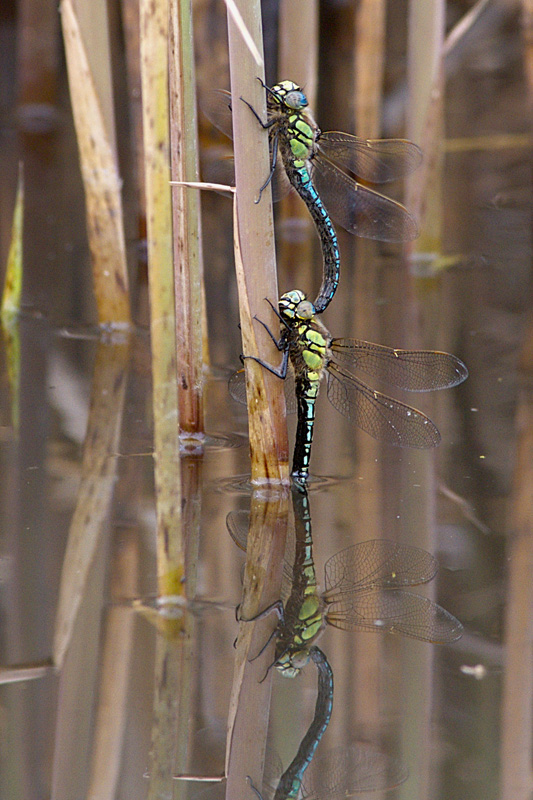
<box><xmin>249</xmin><ymin>740</ymin><xmax>408</xmax><ymax>800</ymax></box>
<box><xmin>247</xmin><ymin>644</ymin><xmax>334</xmax><ymax>800</ymax></box>
<box><xmin>230</xmin><ymin>289</ymin><xmax>468</xmax><ymax>481</ymax></box>
<box><xmin>227</xmin><ymin>483</ymin><xmax>463</xmax><ymax>682</ymax></box>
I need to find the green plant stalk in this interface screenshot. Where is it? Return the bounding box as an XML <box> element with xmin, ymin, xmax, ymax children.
<box><xmin>139</xmin><ymin>0</ymin><xmax>184</xmax><ymax>597</ymax></box>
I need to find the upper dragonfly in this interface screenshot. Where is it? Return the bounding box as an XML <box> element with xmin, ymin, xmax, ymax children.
<box><xmin>204</xmin><ymin>79</ymin><xmax>422</xmax><ymax>312</ymax></box>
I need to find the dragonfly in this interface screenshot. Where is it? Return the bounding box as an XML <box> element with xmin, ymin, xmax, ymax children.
<box><xmin>227</xmin><ymin>483</ymin><xmax>463</xmax><ymax>682</ymax></box>
<box><xmin>229</xmin><ymin>289</ymin><xmax>468</xmax><ymax>481</ymax></box>
<box><xmin>249</xmin><ymin>742</ymin><xmax>408</xmax><ymax>800</ymax></box>
<box><xmin>203</xmin><ymin>79</ymin><xmax>422</xmax><ymax>312</ymax></box>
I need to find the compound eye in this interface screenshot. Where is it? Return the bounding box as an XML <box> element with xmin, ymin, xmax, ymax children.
<box><xmin>284</xmin><ymin>90</ymin><xmax>307</xmax><ymax>110</ymax></box>
<box><xmin>296</xmin><ymin>301</ymin><xmax>315</xmax><ymax>319</ymax></box>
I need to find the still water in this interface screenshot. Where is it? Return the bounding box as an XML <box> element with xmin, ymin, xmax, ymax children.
<box><xmin>1</xmin><ymin>4</ymin><xmax>531</xmax><ymax>800</ymax></box>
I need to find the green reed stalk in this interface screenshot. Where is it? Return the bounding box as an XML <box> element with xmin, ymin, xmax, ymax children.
<box><xmin>60</xmin><ymin>0</ymin><xmax>130</xmax><ymax>325</ymax></box>
<box><xmin>139</xmin><ymin>0</ymin><xmax>184</xmax><ymax>597</ymax></box>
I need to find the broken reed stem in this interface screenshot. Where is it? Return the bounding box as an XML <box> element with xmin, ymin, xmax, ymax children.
<box><xmin>227</xmin><ymin>3</ymin><xmax>289</xmax><ymax>485</ymax></box>
<box><xmin>60</xmin><ymin>0</ymin><xmax>130</xmax><ymax>325</ymax></box>
<box><xmin>169</xmin><ymin>0</ymin><xmax>206</xmax><ymax>434</ymax></box>
<box><xmin>139</xmin><ymin>0</ymin><xmax>184</xmax><ymax>597</ymax></box>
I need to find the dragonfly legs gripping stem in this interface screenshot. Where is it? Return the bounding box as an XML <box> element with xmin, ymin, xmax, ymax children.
<box><xmin>247</xmin><ymin>775</ymin><xmax>265</xmax><ymax>800</ymax></box>
<box><xmin>243</xmin><ymin>347</ymin><xmax>290</xmax><ymax>380</ymax></box>
<box><xmin>240</xmin><ymin>95</ymin><xmax>279</xmax><ymax>202</ymax></box>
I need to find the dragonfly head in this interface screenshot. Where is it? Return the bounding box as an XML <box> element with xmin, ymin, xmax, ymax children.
<box><xmin>276</xmin><ymin>647</ymin><xmax>311</xmax><ymax>678</ymax></box>
<box><xmin>269</xmin><ymin>81</ymin><xmax>308</xmax><ymax>112</ymax></box>
<box><xmin>279</xmin><ymin>290</ymin><xmax>316</xmax><ymax>324</ymax></box>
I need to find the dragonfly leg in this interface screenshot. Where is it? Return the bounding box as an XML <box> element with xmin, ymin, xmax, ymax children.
<box><xmin>248</xmin><ymin>626</ymin><xmax>279</xmax><ymax>662</ymax></box>
<box><xmin>243</xmin><ymin>347</ymin><xmax>290</xmax><ymax>379</ymax></box>
<box><xmin>253</xmin><ymin>315</ymin><xmax>285</xmax><ymax>350</ymax></box>
<box><xmin>247</xmin><ymin>776</ymin><xmax>265</xmax><ymax>800</ymax></box>
<box><xmin>256</xmin><ymin>129</ymin><xmax>279</xmax><ymax>203</ymax></box>
<box><xmin>239</xmin><ymin>96</ymin><xmax>276</xmax><ymax>129</ymax></box>
<box><xmin>239</xmin><ymin>598</ymin><xmax>284</xmax><ymax>623</ymax></box>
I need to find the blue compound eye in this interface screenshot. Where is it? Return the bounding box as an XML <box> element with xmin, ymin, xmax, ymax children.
<box><xmin>284</xmin><ymin>90</ymin><xmax>308</xmax><ymax>110</ymax></box>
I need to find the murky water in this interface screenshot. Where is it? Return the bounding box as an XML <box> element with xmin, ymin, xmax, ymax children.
<box><xmin>1</xmin><ymin>3</ymin><xmax>532</xmax><ymax>800</ymax></box>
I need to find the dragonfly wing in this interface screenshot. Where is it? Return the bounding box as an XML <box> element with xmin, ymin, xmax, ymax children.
<box><xmin>228</xmin><ymin>368</ymin><xmax>298</xmax><ymax>413</ymax></box>
<box><xmin>317</xmin><ymin>132</ymin><xmax>422</xmax><ymax>182</ymax></box>
<box><xmin>225</xmin><ymin>510</ymin><xmax>295</xmax><ymax>591</ymax></box>
<box><xmin>200</xmin><ymin>89</ymin><xmax>233</xmax><ymax>139</ymax></box>
<box><xmin>330</xmin><ymin>339</ymin><xmax>469</xmax><ymax>390</ymax></box>
<box><xmin>303</xmin><ymin>742</ymin><xmax>408</xmax><ymax>798</ymax></box>
<box><xmin>325</xmin><ymin>362</ymin><xmax>441</xmax><ymax>448</ymax></box>
<box><xmin>310</xmin><ymin>156</ymin><xmax>419</xmax><ymax>242</ymax></box>
<box><xmin>322</xmin><ymin>540</ymin><xmax>438</xmax><ymax>595</ymax></box>
<box><xmin>325</xmin><ymin>588</ymin><xmax>463</xmax><ymax>643</ymax></box>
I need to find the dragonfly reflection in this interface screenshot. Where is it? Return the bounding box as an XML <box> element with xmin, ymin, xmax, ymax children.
<box><xmin>228</xmin><ymin>484</ymin><xmax>462</xmax><ymax>680</ymax></box>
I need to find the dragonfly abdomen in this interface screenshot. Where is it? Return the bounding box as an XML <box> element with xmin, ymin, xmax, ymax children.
<box><xmin>282</xmin><ymin>156</ymin><xmax>340</xmax><ymax>315</ymax></box>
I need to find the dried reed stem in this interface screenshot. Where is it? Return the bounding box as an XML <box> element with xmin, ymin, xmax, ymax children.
<box><xmin>169</xmin><ymin>0</ymin><xmax>206</xmax><ymax>433</ymax></box>
<box><xmin>227</xmin><ymin>5</ymin><xmax>289</xmax><ymax>485</ymax></box>
<box><xmin>501</xmin><ymin>316</ymin><xmax>533</xmax><ymax>800</ymax></box>
<box><xmin>53</xmin><ymin>338</ymin><xmax>129</xmax><ymax>668</ymax></box>
<box><xmin>406</xmin><ymin>0</ymin><xmax>446</xmax><ymax>249</ymax></box>
<box><xmin>354</xmin><ymin>0</ymin><xmax>386</xmax><ymax>137</ymax></box>
<box><xmin>139</xmin><ymin>0</ymin><xmax>184</xmax><ymax>596</ymax></box>
<box><xmin>61</xmin><ymin>0</ymin><xmax>130</xmax><ymax>325</ymax></box>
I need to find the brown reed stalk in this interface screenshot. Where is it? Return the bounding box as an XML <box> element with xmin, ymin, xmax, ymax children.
<box><xmin>139</xmin><ymin>0</ymin><xmax>184</xmax><ymax>597</ymax></box>
<box><xmin>169</xmin><ymin>0</ymin><xmax>207</xmax><ymax>434</ymax></box>
<box><xmin>405</xmin><ymin>0</ymin><xmax>446</xmax><ymax>252</ymax></box>
<box><xmin>277</xmin><ymin>0</ymin><xmax>318</xmax><ymax>298</ymax></box>
<box><xmin>53</xmin><ymin>338</ymin><xmax>130</xmax><ymax>668</ymax></box>
<box><xmin>501</xmin><ymin>315</ymin><xmax>533</xmax><ymax>800</ymax></box>
<box><xmin>227</xmin><ymin>6</ymin><xmax>289</xmax><ymax>486</ymax></box>
<box><xmin>354</xmin><ymin>0</ymin><xmax>386</xmax><ymax>137</ymax></box>
<box><xmin>60</xmin><ymin>0</ymin><xmax>130</xmax><ymax>325</ymax></box>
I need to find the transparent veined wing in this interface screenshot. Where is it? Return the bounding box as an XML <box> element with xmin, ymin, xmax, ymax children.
<box><xmin>228</xmin><ymin>368</ymin><xmax>298</xmax><ymax>414</ymax></box>
<box><xmin>330</xmin><ymin>339</ymin><xmax>469</xmax><ymax>391</ymax></box>
<box><xmin>317</xmin><ymin>131</ymin><xmax>422</xmax><ymax>183</ymax></box>
<box><xmin>325</xmin><ymin>362</ymin><xmax>441</xmax><ymax>448</ymax></box>
<box><xmin>200</xmin><ymin>89</ymin><xmax>233</xmax><ymax>139</ymax></box>
<box><xmin>324</xmin><ymin>588</ymin><xmax>463</xmax><ymax>644</ymax></box>
<box><xmin>311</xmin><ymin>156</ymin><xmax>419</xmax><ymax>242</ymax></box>
<box><xmin>302</xmin><ymin>742</ymin><xmax>408</xmax><ymax>799</ymax></box>
<box><xmin>225</xmin><ymin>509</ymin><xmax>296</xmax><ymax>593</ymax></box>
<box><xmin>322</xmin><ymin>540</ymin><xmax>438</xmax><ymax>596</ymax></box>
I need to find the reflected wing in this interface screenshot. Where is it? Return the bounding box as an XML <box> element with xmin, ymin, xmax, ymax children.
<box><xmin>325</xmin><ymin>589</ymin><xmax>463</xmax><ymax>643</ymax></box>
<box><xmin>303</xmin><ymin>742</ymin><xmax>408</xmax><ymax>798</ymax></box>
<box><xmin>323</xmin><ymin>540</ymin><xmax>438</xmax><ymax>595</ymax></box>
<box><xmin>330</xmin><ymin>339</ymin><xmax>469</xmax><ymax>391</ymax></box>
<box><xmin>311</xmin><ymin>157</ymin><xmax>418</xmax><ymax>242</ymax></box>
<box><xmin>325</xmin><ymin>363</ymin><xmax>441</xmax><ymax>448</ymax></box>
<box><xmin>228</xmin><ymin>368</ymin><xmax>298</xmax><ymax>414</ymax></box>
<box><xmin>200</xmin><ymin>89</ymin><xmax>233</xmax><ymax>139</ymax></box>
<box><xmin>225</xmin><ymin>509</ymin><xmax>295</xmax><ymax>591</ymax></box>
<box><xmin>317</xmin><ymin>132</ymin><xmax>422</xmax><ymax>182</ymax></box>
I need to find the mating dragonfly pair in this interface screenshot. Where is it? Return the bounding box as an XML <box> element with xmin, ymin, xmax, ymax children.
<box><xmin>212</xmin><ymin>80</ymin><xmax>468</xmax><ymax>479</ymax></box>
